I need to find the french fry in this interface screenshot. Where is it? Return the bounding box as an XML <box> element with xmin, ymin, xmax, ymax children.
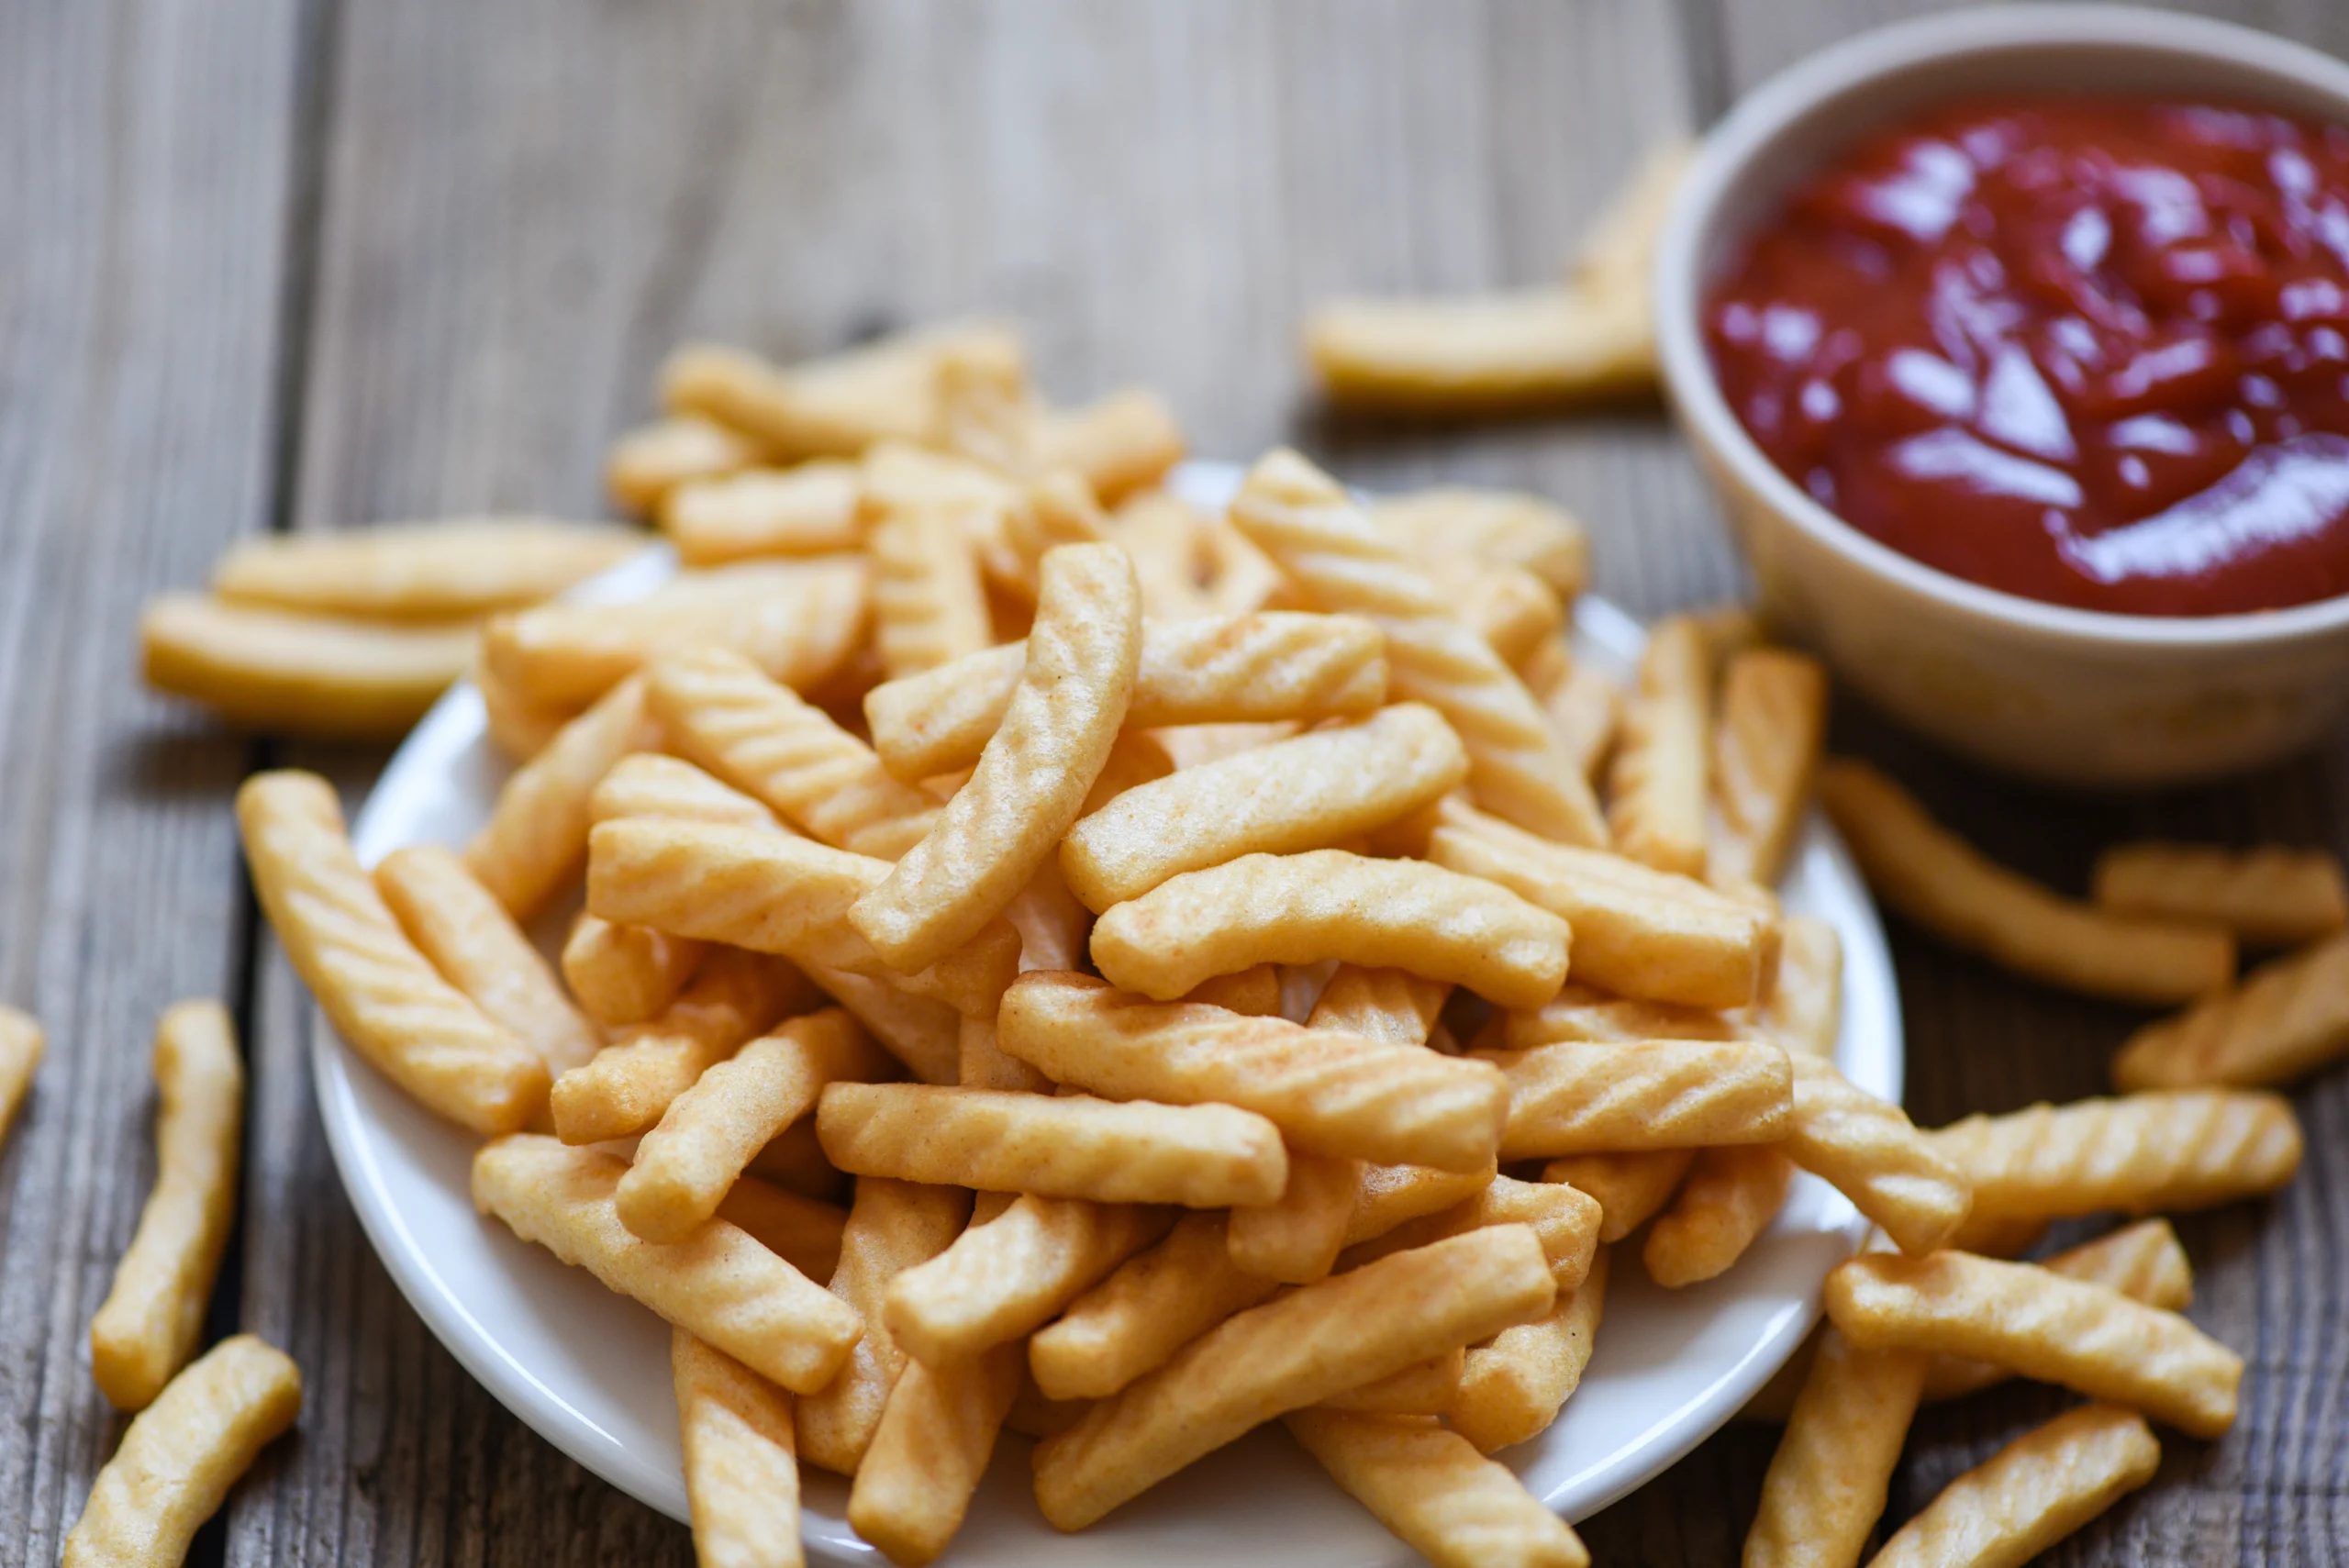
<box><xmin>672</xmin><ymin>1329</ymin><xmax>803</xmax><ymax>1568</ymax></box>
<box><xmin>1823</xmin><ymin>1251</ymin><xmax>2242</xmax><ymax>1438</ymax></box>
<box><xmin>1867</xmin><ymin>1404</ymin><xmax>2160</xmax><ymax>1568</ymax></box>
<box><xmin>473</xmin><ymin>1136</ymin><xmax>860</xmax><ymax>1393</ymax></box>
<box><xmin>1304</xmin><ymin>288</ymin><xmax>1655</xmax><ymax>413</ymax></box>
<box><xmin>1472</xmin><ymin>1038</ymin><xmax>1793</xmax><ymax>1159</ymax></box>
<box><xmin>817</xmin><ymin>1082</ymin><xmax>1286</xmax><ymax>1207</ymax></box>
<box><xmin>1761</xmin><ymin>916</ymin><xmax>1842</xmax><ymax>1057</ymax></box>
<box><xmin>1032</xmin><ymin>1225</ymin><xmax>1555</xmax><ymax>1529</ymax></box>
<box><xmin>1059</xmin><ymin>703</ymin><xmax>1468</xmax><ymax>909</ymax></box>
<box><xmin>1505</xmin><ymin>984</ymin><xmax>1749</xmax><ymax>1048</ymax></box>
<box><xmin>1371</xmin><ymin>488</ymin><xmax>1590</xmax><ymax>602</ymax></box>
<box><xmin>660</xmin><ymin>461</ymin><xmax>864</xmax><ymax>566</ymax></box>
<box><xmin>550</xmin><ymin>949</ymin><xmax>808</xmax><ymax>1145</ymax></box>
<box><xmin>1285</xmin><ymin>1410</ymin><xmax>1590</xmax><ymax>1568</ymax></box>
<box><xmin>1922</xmin><ymin>1219</ymin><xmax>2195</xmax><ymax>1403</ymax></box>
<box><xmin>1203</xmin><ymin>513</ymin><xmax>1290</xmax><ymax>615</ymax></box>
<box><xmin>89</xmin><ymin>1001</ymin><xmax>243</xmax><ymax>1412</ymax></box>
<box><xmin>1573</xmin><ymin>139</ymin><xmax>1695</xmax><ymax>296</ymax></box>
<box><xmin>1818</xmin><ymin>759</ymin><xmax>2235</xmax><ymax>1006</ymax></box>
<box><xmin>2114</xmin><ymin>931</ymin><xmax>2349</xmax><ymax>1091</ymax></box>
<box><xmin>465</xmin><ymin>673</ymin><xmax>662</xmax><ymax>921</ymax></box>
<box><xmin>1033</xmin><ymin>388</ymin><xmax>1186</xmax><ymax>506</ymax></box>
<box><xmin>618</xmin><ymin>1009</ymin><xmax>890</xmax><ymax>1241</ymax></box>
<box><xmin>1931</xmin><ymin>1089</ymin><xmax>2302</xmax><ymax>1223</ymax></box>
<box><xmin>847</xmin><ymin>1340</ymin><xmax>1024</xmax><ymax>1567</ymax></box>
<box><xmin>796</xmin><ymin>1178</ymin><xmax>972</xmax><ymax>1476</ymax></box>
<box><xmin>585</xmin><ymin>817</ymin><xmax>1021</xmax><ymax>1018</ymax></box>
<box><xmin>1308</xmin><ymin>965</ymin><xmax>1450</xmax><ymax>1045</ymax></box>
<box><xmin>1340</xmin><ymin>1174</ymin><xmax>1600</xmax><ymax>1289</ymax></box>
<box><xmin>239</xmin><ymin>771</ymin><xmax>548</xmax><ymax>1133</ymax></box>
<box><xmin>1784</xmin><ymin>1053</ymin><xmax>1972</xmax><ymax>1255</ymax></box>
<box><xmin>982</xmin><ymin>471</ymin><xmax>1110</xmax><ymax>604</ymax></box>
<box><xmin>1110</xmin><ymin>489</ymin><xmax>1216</xmax><ymax>619</ymax></box>
<box><xmin>481</xmin><ymin>557</ymin><xmax>870</xmax><ymax>710</ymax></box>
<box><xmin>0</xmin><ymin>1006</ymin><xmax>42</xmax><ymax>1151</ymax></box>
<box><xmin>713</xmin><ymin>1176</ymin><xmax>849</xmax><ymax>1281</ymax></box>
<box><xmin>1430</xmin><ymin>801</ymin><xmax>1776</xmax><ymax>1008</ymax></box>
<box><xmin>474</xmin><ymin>651</ymin><xmax>576</xmax><ymax>761</ymax></box>
<box><xmin>60</xmin><ymin>1335</ymin><xmax>302</xmax><ymax>1568</ymax></box>
<box><xmin>1642</xmin><ymin>1146</ymin><xmax>1793</xmax><ymax>1288</ymax></box>
<box><xmin>562</xmin><ymin>913</ymin><xmax>708</xmax><ymax>1028</ymax></box>
<box><xmin>867</xmin><ymin>502</ymin><xmax>995</xmax><ymax>678</ymax></box>
<box><xmin>1542</xmin><ymin>659</ymin><xmax>1623</xmax><ymax>783</ymax></box>
<box><xmin>660</xmin><ymin>322</ymin><xmax>1023</xmax><ymax>460</ymax></box>
<box><xmin>607</xmin><ymin>412</ymin><xmax>763</xmax><ymax>516</ymax></box>
<box><xmin>1541</xmin><ymin>1151</ymin><xmax>1694</xmax><ymax>1241</ymax></box>
<box><xmin>1741</xmin><ymin>1328</ymin><xmax>1924</xmax><ymax>1568</ymax></box>
<box><xmin>1229</xmin><ymin>1150</ymin><xmax>1361</xmax><ymax>1284</ymax></box>
<box><xmin>647</xmin><ymin>647</ymin><xmax>940</xmax><ymax>858</ymax></box>
<box><xmin>1345</xmin><ymin>1161</ymin><xmax>1504</xmax><ymax>1246</ymax></box>
<box><xmin>2093</xmin><ymin>841</ymin><xmax>2348</xmax><ymax>948</ymax></box>
<box><xmin>885</xmin><ymin>1195</ymin><xmax>1174</xmax><ymax>1367</ymax></box>
<box><xmin>957</xmin><ymin>1013</ymin><xmax>1052</xmax><ymax>1092</ymax></box>
<box><xmin>853</xmin><ymin>543</ymin><xmax>1143</xmax><ymax>972</ymax></box>
<box><xmin>1708</xmin><ymin>648</ymin><xmax>1830</xmax><ymax>890</ymax></box>
<box><xmin>997</xmin><ymin>973</ymin><xmax>1506</xmax><ymax>1172</ymax></box>
<box><xmin>591</xmin><ymin>753</ymin><xmax>785</xmax><ymax>830</ymax></box>
<box><xmin>1089</xmin><ymin>849</ymin><xmax>1569</xmax><ymax>1009</ymax></box>
<box><xmin>863</xmin><ymin>610</ymin><xmax>1386</xmax><ymax>782</ymax></box>
<box><xmin>1029</xmin><ymin>1212</ymin><xmax>1280</xmax><ymax>1400</ymax></box>
<box><xmin>797</xmin><ymin>962</ymin><xmax>963</xmax><ymax>1085</ymax></box>
<box><xmin>1607</xmin><ymin>615</ymin><xmax>1710</xmax><ymax>875</ymax></box>
<box><xmin>1319</xmin><ymin>1350</ymin><xmax>1464</xmax><ymax>1416</ymax></box>
<box><xmin>375</xmin><ymin>844</ymin><xmax>604</xmax><ymax>1081</ymax></box>
<box><xmin>211</xmin><ymin>517</ymin><xmax>641</xmax><ymax>620</ymax></box>
<box><xmin>139</xmin><ymin>593</ymin><xmax>475</xmax><ymax>738</ymax></box>
<box><xmin>1229</xmin><ymin>450</ymin><xmax>1608</xmax><ymax>846</ymax></box>
<box><xmin>1446</xmin><ymin>1245</ymin><xmax>1609</xmax><ymax>1453</ymax></box>
<box><xmin>1447</xmin><ymin>562</ymin><xmax>1566</xmax><ymax>669</ymax></box>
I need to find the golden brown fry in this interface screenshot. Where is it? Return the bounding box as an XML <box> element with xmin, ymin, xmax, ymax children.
<box><xmin>1430</xmin><ymin>800</ymin><xmax>1776</xmax><ymax>1008</ymax></box>
<box><xmin>2093</xmin><ymin>841</ymin><xmax>2348</xmax><ymax>948</ymax></box>
<box><xmin>139</xmin><ymin>593</ymin><xmax>474</xmax><ymax>738</ymax></box>
<box><xmin>1108</xmin><ymin>489</ymin><xmax>1216</xmax><ymax>619</ymax></box>
<box><xmin>1341</xmin><ymin>1175</ymin><xmax>1601</xmax><ymax>1290</ymax></box>
<box><xmin>1932</xmin><ymin>1089</ymin><xmax>2302</xmax><ymax>1224</ymax></box>
<box><xmin>886</xmin><ymin>1195</ymin><xmax>1174</xmax><ymax>1368</ymax></box>
<box><xmin>672</xmin><ymin>1329</ymin><xmax>802</xmax><ymax>1568</ymax></box>
<box><xmin>1033</xmin><ymin>1226</ymin><xmax>1556</xmax><ymax>1529</ymax></box>
<box><xmin>1922</xmin><ymin>1219</ymin><xmax>2194</xmax><ymax>1403</ymax></box>
<box><xmin>474</xmin><ymin>1136</ymin><xmax>859</xmax><ymax>1393</ymax></box>
<box><xmin>1319</xmin><ymin>1350</ymin><xmax>1464</xmax><ymax>1416</ymax></box>
<box><xmin>474</xmin><ymin>651</ymin><xmax>576</xmax><ymax>762</ymax></box>
<box><xmin>1033</xmin><ymin>388</ymin><xmax>1186</xmax><ymax>506</ymax></box>
<box><xmin>1608</xmin><ymin>615</ymin><xmax>1711</xmax><ymax>876</ymax></box>
<box><xmin>1709</xmin><ymin>648</ymin><xmax>1830</xmax><ymax>890</ymax></box>
<box><xmin>1447</xmin><ymin>1245</ymin><xmax>1609</xmax><ymax>1453</ymax></box>
<box><xmin>713</xmin><ymin>1177</ymin><xmax>848</xmax><ymax>1281</ymax></box>
<box><xmin>1289</xmin><ymin>1411</ymin><xmax>1588</xmax><ymax>1568</ymax></box>
<box><xmin>1181</xmin><ymin>962</ymin><xmax>1285</xmax><ymax>1018</ymax></box>
<box><xmin>1642</xmin><ymin>1146</ymin><xmax>1793</xmax><ymax>1289</ymax></box>
<box><xmin>89</xmin><ymin>1001</ymin><xmax>243</xmax><ymax>1413</ymax></box>
<box><xmin>1447</xmin><ymin>562</ymin><xmax>1566</xmax><ymax>669</ymax></box>
<box><xmin>1372</xmin><ymin>488</ymin><xmax>1590</xmax><ymax>602</ymax></box>
<box><xmin>1308</xmin><ymin>965</ymin><xmax>1450</xmax><ymax>1045</ymax></box>
<box><xmin>618</xmin><ymin>1009</ymin><xmax>888</xmax><ymax>1241</ymax></box>
<box><xmin>1784</xmin><ymin>1053</ymin><xmax>1972</xmax><ymax>1255</ymax></box>
<box><xmin>998</xmin><ymin>973</ymin><xmax>1506</xmax><ymax>1172</ymax></box>
<box><xmin>1573</xmin><ymin>139</ymin><xmax>1696</xmax><ymax>297</ymax></box>
<box><xmin>550</xmin><ymin>949</ymin><xmax>807</xmax><ymax>1145</ymax></box>
<box><xmin>482</xmin><ymin>557</ymin><xmax>869</xmax><ymax>710</ymax></box>
<box><xmin>1818</xmin><ymin>759</ymin><xmax>2235</xmax><ymax>1006</ymax></box>
<box><xmin>1473</xmin><ymin>1038</ymin><xmax>1793</xmax><ymax>1159</ymax></box>
<box><xmin>1060</xmin><ymin>703</ymin><xmax>1467</xmax><ymax>909</ymax></box>
<box><xmin>661</xmin><ymin>461</ymin><xmax>863</xmax><ymax>566</ymax></box>
<box><xmin>1742</xmin><ymin>1328</ymin><xmax>1924</xmax><ymax>1568</ymax></box>
<box><xmin>239</xmin><ymin>771</ymin><xmax>548</xmax><ymax>1133</ymax></box>
<box><xmin>1541</xmin><ymin>1151</ymin><xmax>1696</xmax><ymax>1242</ymax></box>
<box><xmin>562</xmin><ymin>913</ymin><xmax>708</xmax><ymax>1028</ymax></box>
<box><xmin>848</xmin><ymin>1340</ymin><xmax>1023</xmax><ymax>1567</ymax></box>
<box><xmin>1203</xmin><ymin>513</ymin><xmax>1291</xmax><ymax>615</ymax></box>
<box><xmin>607</xmin><ymin>412</ymin><xmax>763</xmax><ymax>516</ymax></box>
<box><xmin>587</xmin><ymin>751</ymin><xmax>785</xmax><ymax>832</ymax></box>
<box><xmin>213</xmin><ymin>517</ymin><xmax>640</xmax><ymax>620</ymax></box>
<box><xmin>2114</xmin><ymin>931</ymin><xmax>2349</xmax><ymax>1091</ymax></box>
<box><xmin>867</xmin><ymin>502</ymin><xmax>995</xmax><ymax>679</ymax></box>
<box><xmin>817</xmin><ymin>1081</ymin><xmax>1286</xmax><ymax>1207</ymax></box>
<box><xmin>981</xmin><ymin>470</ymin><xmax>1111</xmax><ymax>604</ymax></box>
<box><xmin>1506</xmin><ymin>985</ymin><xmax>1748</xmax><ymax>1048</ymax></box>
<box><xmin>1824</xmin><ymin>1251</ymin><xmax>2241</xmax><ymax>1438</ymax></box>
<box><xmin>863</xmin><ymin>610</ymin><xmax>1386</xmax><ymax>782</ymax></box>
<box><xmin>1230</xmin><ymin>450</ymin><xmax>1608</xmax><ymax>846</ymax></box>
<box><xmin>1867</xmin><ymin>1404</ymin><xmax>2159</xmax><ymax>1568</ymax></box>
<box><xmin>798</xmin><ymin>962</ymin><xmax>963</xmax><ymax>1086</ymax></box>
<box><xmin>661</xmin><ymin>323</ymin><xmax>1023</xmax><ymax>461</ymax></box>
<box><xmin>1762</xmin><ymin>916</ymin><xmax>1843</xmax><ymax>1057</ymax></box>
<box><xmin>796</xmin><ymin>1178</ymin><xmax>971</xmax><ymax>1475</ymax></box>
<box><xmin>1230</xmin><ymin>1150</ymin><xmax>1361</xmax><ymax>1284</ymax></box>
<box><xmin>1345</xmin><ymin>1161</ymin><xmax>1504</xmax><ymax>1246</ymax></box>
<box><xmin>466</xmin><ymin>672</ymin><xmax>662</xmax><ymax>920</ymax></box>
<box><xmin>375</xmin><ymin>844</ymin><xmax>603</xmax><ymax>1081</ymax></box>
<box><xmin>61</xmin><ymin>1335</ymin><xmax>301</xmax><ymax>1568</ymax></box>
<box><xmin>853</xmin><ymin>543</ymin><xmax>1142</xmax><ymax>971</ymax></box>
<box><xmin>956</xmin><ymin>1013</ymin><xmax>1051</xmax><ymax>1093</ymax></box>
<box><xmin>1090</xmin><ymin>850</ymin><xmax>1568</xmax><ymax>1009</ymax></box>
<box><xmin>1542</xmin><ymin>660</ymin><xmax>1624</xmax><ymax>783</ymax></box>
<box><xmin>1305</xmin><ymin>288</ymin><xmax>1654</xmax><ymax>413</ymax></box>
<box><xmin>0</xmin><ymin>1006</ymin><xmax>43</xmax><ymax>1152</ymax></box>
<box><xmin>1030</xmin><ymin>1212</ymin><xmax>1281</xmax><ymax>1400</ymax></box>
<box><xmin>647</xmin><ymin>647</ymin><xmax>939</xmax><ymax>858</ymax></box>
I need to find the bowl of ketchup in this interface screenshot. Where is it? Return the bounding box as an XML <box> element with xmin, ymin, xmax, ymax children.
<box><xmin>1655</xmin><ymin>4</ymin><xmax>2349</xmax><ymax>785</ymax></box>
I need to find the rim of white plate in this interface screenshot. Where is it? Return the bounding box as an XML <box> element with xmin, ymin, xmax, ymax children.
<box><xmin>316</xmin><ymin>460</ymin><xmax>1900</xmax><ymax>1562</ymax></box>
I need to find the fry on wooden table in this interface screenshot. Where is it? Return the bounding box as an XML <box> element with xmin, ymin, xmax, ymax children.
<box><xmin>1866</xmin><ymin>1404</ymin><xmax>2159</xmax><ymax>1568</ymax></box>
<box><xmin>2092</xmin><ymin>841</ymin><xmax>2347</xmax><ymax>948</ymax></box>
<box><xmin>1922</xmin><ymin>1218</ymin><xmax>2194</xmax><ymax>1402</ymax></box>
<box><xmin>139</xmin><ymin>593</ymin><xmax>476</xmax><ymax>739</ymax></box>
<box><xmin>210</xmin><ymin>517</ymin><xmax>641</xmax><ymax>619</ymax></box>
<box><xmin>1782</xmin><ymin>1051</ymin><xmax>1973</xmax><ymax>1256</ymax></box>
<box><xmin>1930</xmin><ymin>1088</ymin><xmax>2302</xmax><ymax>1223</ymax></box>
<box><xmin>2113</xmin><ymin>931</ymin><xmax>2349</xmax><ymax>1091</ymax></box>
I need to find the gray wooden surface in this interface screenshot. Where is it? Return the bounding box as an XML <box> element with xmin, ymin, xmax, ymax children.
<box><xmin>3</xmin><ymin>2</ymin><xmax>2343</xmax><ymax>1564</ymax></box>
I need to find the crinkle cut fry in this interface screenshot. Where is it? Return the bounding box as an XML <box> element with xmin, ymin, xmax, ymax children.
<box><xmin>1607</xmin><ymin>613</ymin><xmax>1709</xmax><ymax>876</ymax></box>
<box><xmin>1642</xmin><ymin>1145</ymin><xmax>1792</xmax><ymax>1289</ymax></box>
<box><xmin>1784</xmin><ymin>1051</ymin><xmax>1972</xmax><ymax>1256</ymax></box>
<box><xmin>2093</xmin><ymin>841</ymin><xmax>2347</xmax><ymax>948</ymax></box>
<box><xmin>1446</xmin><ymin>1244</ymin><xmax>1609</xmax><ymax>1453</ymax></box>
<box><xmin>1472</xmin><ymin>1038</ymin><xmax>1793</xmax><ymax>1159</ymax></box>
<box><xmin>2114</xmin><ymin>931</ymin><xmax>2349</xmax><ymax>1092</ymax></box>
<box><xmin>465</xmin><ymin>671</ymin><xmax>662</xmax><ymax>922</ymax></box>
<box><xmin>1708</xmin><ymin>646</ymin><xmax>1830</xmax><ymax>890</ymax></box>
<box><xmin>1741</xmin><ymin>1327</ymin><xmax>1924</xmax><ymax>1568</ymax></box>
<box><xmin>1922</xmin><ymin>1218</ymin><xmax>2194</xmax><ymax>1402</ymax></box>
<box><xmin>885</xmin><ymin>1194</ymin><xmax>1174</xmax><ymax>1368</ymax></box>
<box><xmin>671</xmin><ymin>1329</ymin><xmax>803</xmax><ymax>1568</ymax></box>
<box><xmin>1286</xmin><ymin>1409</ymin><xmax>1590</xmax><ymax>1568</ymax></box>
<box><xmin>1931</xmin><ymin>1089</ymin><xmax>2301</xmax><ymax>1221</ymax></box>
<box><xmin>1030</xmin><ymin>1211</ymin><xmax>1282</xmax><ymax>1400</ymax></box>
<box><xmin>1867</xmin><ymin>1404</ymin><xmax>2160</xmax><ymax>1568</ymax></box>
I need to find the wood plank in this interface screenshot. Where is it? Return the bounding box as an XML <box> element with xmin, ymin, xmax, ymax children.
<box><xmin>227</xmin><ymin>1</ymin><xmax>1706</xmax><ymax>1562</ymax></box>
<box><xmin>0</xmin><ymin>1</ymin><xmax>304</xmax><ymax>1562</ymax></box>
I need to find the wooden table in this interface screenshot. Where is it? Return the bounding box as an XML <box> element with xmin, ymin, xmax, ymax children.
<box><xmin>6</xmin><ymin>2</ymin><xmax>2346</xmax><ymax>1562</ymax></box>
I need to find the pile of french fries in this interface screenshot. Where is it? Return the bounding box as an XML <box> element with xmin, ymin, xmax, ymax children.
<box><xmin>37</xmin><ymin>153</ymin><xmax>2343</xmax><ymax>1566</ymax></box>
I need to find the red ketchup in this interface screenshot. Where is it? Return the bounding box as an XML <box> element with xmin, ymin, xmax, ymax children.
<box><xmin>1705</xmin><ymin>99</ymin><xmax>2349</xmax><ymax>616</ymax></box>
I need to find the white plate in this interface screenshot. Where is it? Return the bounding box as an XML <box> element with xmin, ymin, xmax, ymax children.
<box><xmin>321</xmin><ymin>462</ymin><xmax>1900</xmax><ymax>1564</ymax></box>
